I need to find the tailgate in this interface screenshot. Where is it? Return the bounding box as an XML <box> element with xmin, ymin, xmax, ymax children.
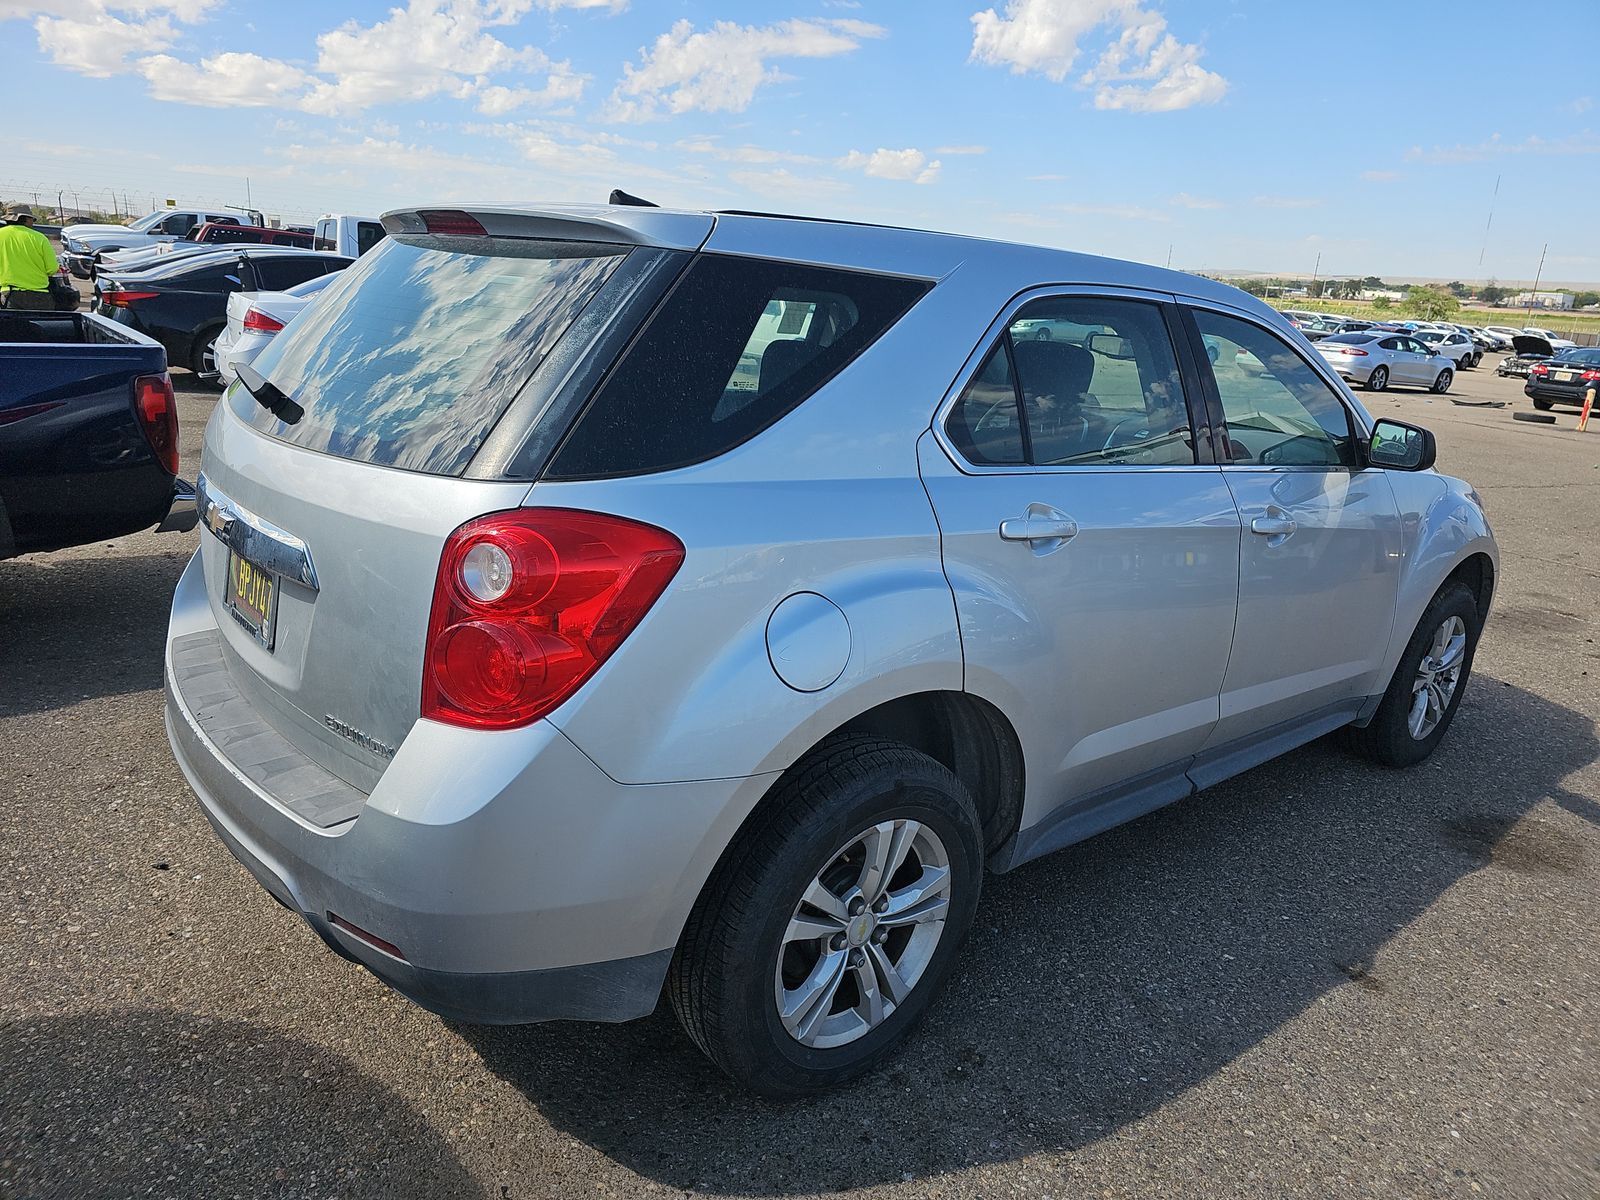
<box><xmin>198</xmin><ymin>399</ymin><xmax>530</xmax><ymax>792</ymax></box>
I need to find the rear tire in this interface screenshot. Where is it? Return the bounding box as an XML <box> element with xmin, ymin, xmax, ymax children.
<box><xmin>1531</xmin><ymin>397</ymin><xmax>1553</xmax><ymax>411</ymax></box>
<box><xmin>1346</xmin><ymin>581</ymin><xmax>1479</xmax><ymax>769</ymax></box>
<box><xmin>191</xmin><ymin>325</ymin><xmax>225</xmax><ymax>391</ymax></box>
<box><xmin>1366</xmin><ymin>365</ymin><xmax>1389</xmax><ymax>392</ymax></box>
<box><xmin>669</xmin><ymin>735</ymin><xmax>983</xmax><ymax>1099</ymax></box>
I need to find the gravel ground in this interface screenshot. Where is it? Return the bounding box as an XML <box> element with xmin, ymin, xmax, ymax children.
<box><xmin>1</xmin><ymin>361</ymin><xmax>1596</xmax><ymax>1200</ymax></box>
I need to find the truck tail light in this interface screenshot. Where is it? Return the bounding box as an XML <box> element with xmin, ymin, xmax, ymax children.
<box><xmin>133</xmin><ymin>373</ymin><xmax>178</xmax><ymax>475</ymax></box>
<box><xmin>422</xmin><ymin>509</ymin><xmax>684</xmax><ymax>730</ymax></box>
<box><xmin>242</xmin><ymin>306</ymin><xmax>285</xmax><ymax>333</ymax></box>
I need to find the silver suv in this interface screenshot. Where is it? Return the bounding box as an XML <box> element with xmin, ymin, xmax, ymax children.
<box><xmin>165</xmin><ymin>204</ymin><xmax>1497</xmax><ymax>1097</ymax></box>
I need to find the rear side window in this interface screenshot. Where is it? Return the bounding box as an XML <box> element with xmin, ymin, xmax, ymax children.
<box><xmin>357</xmin><ymin>222</ymin><xmax>386</xmax><ymax>255</ymax></box>
<box><xmin>547</xmin><ymin>254</ymin><xmax>930</xmax><ymax>479</ymax></box>
<box><xmin>240</xmin><ymin>236</ymin><xmax>628</xmax><ymax>475</ymax></box>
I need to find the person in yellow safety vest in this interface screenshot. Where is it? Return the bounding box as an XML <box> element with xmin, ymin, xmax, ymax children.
<box><xmin>0</xmin><ymin>204</ymin><xmax>60</xmax><ymax>311</ymax></box>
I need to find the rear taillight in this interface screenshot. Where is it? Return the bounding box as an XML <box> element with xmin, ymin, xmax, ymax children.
<box><xmin>1530</xmin><ymin>363</ymin><xmax>1550</xmax><ymax>376</ymax></box>
<box><xmin>422</xmin><ymin>509</ymin><xmax>684</xmax><ymax>730</ymax></box>
<box><xmin>418</xmin><ymin>209</ymin><xmax>487</xmax><ymax>237</ymax></box>
<box><xmin>242</xmin><ymin>306</ymin><xmax>285</xmax><ymax>333</ymax></box>
<box><xmin>1332</xmin><ymin>347</ymin><xmax>1368</xmax><ymax>356</ymax></box>
<box><xmin>133</xmin><ymin>373</ymin><xmax>178</xmax><ymax>475</ymax></box>
<box><xmin>1581</xmin><ymin>369</ymin><xmax>1600</xmax><ymax>382</ymax></box>
<box><xmin>105</xmin><ymin>289</ymin><xmax>158</xmax><ymax>306</ymax></box>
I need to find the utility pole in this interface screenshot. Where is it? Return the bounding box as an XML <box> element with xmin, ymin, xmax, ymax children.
<box><xmin>56</xmin><ymin>190</ymin><xmax>63</xmax><ymax>220</ymax></box>
<box><xmin>1478</xmin><ymin>174</ymin><xmax>1500</xmax><ymax>273</ymax></box>
<box><xmin>1166</xmin><ymin>243</ymin><xmax>1173</xmax><ymax>269</ymax></box>
<box><xmin>1311</xmin><ymin>251</ymin><xmax>1321</xmax><ymax>296</ymax></box>
<box><xmin>1526</xmin><ymin>242</ymin><xmax>1547</xmax><ymax>320</ymax></box>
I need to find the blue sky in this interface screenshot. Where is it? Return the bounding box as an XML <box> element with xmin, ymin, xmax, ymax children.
<box><xmin>3</xmin><ymin>0</ymin><xmax>1598</xmax><ymax>283</ymax></box>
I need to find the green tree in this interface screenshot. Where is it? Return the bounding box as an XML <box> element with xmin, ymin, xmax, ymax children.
<box><xmin>1573</xmin><ymin>290</ymin><xmax>1599</xmax><ymax>309</ymax></box>
<box><xmin>1480</xmin><ymin>281</ymin><xmax>1507</xmax><ymax>306</ymax></box>
<box><xmin>1372</xmin><ymin>295</ymin><xmax>1392</xmax><ymax>311</ymax></box>
<box><xmin>1362</xmin><ymin>276</ymin><xmax>1386</xmax><ymax>290</ymax></box>
<box><xmin>1446</xmin><ymin>280</ymin><xmax>1468</xmax><ymax>297</ymax></box>
<box><xmin>1400</xmin><ymin>285</ymin><xmax>1460</xmax><ymax>321</ymax></box>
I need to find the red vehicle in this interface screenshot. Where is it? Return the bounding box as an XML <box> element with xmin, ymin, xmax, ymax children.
<box><xmin>188</xmin><ymin>223</ymin><xmax>313</xmax><ymax>247</ymax></box>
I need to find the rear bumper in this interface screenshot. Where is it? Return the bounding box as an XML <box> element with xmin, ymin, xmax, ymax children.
<box><xmin>163</xmin><ymin>550</ymin><xmax>753</xmax><ymax>1024</ymax></box>
<box><xmin>1524</xmin><ymin>380</ymin><xmax>1594</xmax><ymax>405</ymax></box>
<box><xmin>156</xmin><ymin>478</ymin><xmax>198</xmax><ymax>533</ymax></box>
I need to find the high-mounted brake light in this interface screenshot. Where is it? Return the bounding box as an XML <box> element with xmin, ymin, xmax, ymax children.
<box><xmin>422</xmin><ymin>509</ymin><xmax>684</xmax><ymax>730</ymax></box>
<box><xmin>417</xmin><ymin>209</ymin><xmax>487</xmax><ymax>237</ymax></box>
<box><xmin>133</xmin><ymin>373</ymin><xmax>178</xmax><ymax>475</ymax></box>
<box><xmin>242</xmin><ymin>306</ymin><xmax>285</xmax><ymax>333</ymax></box>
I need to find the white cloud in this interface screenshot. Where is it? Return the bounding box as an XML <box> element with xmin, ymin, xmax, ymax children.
<box><xmin>34</xmin><ymin>9</ymin><xmax>173</xmax><ymax>75</ymax></box>
<box><xmin>474</xmin><ymin>63</ymin><xmax>587</xmax><ymax>113</ymax></box>
<box><xmin>605</xmin><ymin>17</ymin><xmax>885</xmax><ymax>121</ymax></box>
<box><xmin>838</xmin><ymin>147</ymin><xmax>942</xmax><ymax>184</ymax></box>
<box><xmin>676</xmin><ymin>137</ymin><xmax>820</xmax><ymax>165</ymax></box>
<box><xmin>303</xmin><ymin>0</ymin><xmax>550</xmax><ymax>114</ymax></box>
<box><xmin>1057</xmin><ymin>201</ymin><xmax>1169</xmax><ymax>221</ymax></box>
<box><xmin>1169</xmin><ymin>191</ymin><xmax>1222</xmax><ymax>209</ymax></box>
<box><xmin>969</xmin><ymin>0</ymin><xmax>1226</xmax><ymax>113</ymax></box>
<box><xmin>727</xmin><ymin>166</ymin><xmax>851</xmax><ymax>203</ymax></box>
<box><xmin>1406</xmin><ymin>132</ymin><xmax>1600</xmax><ymax>164</ymax></box>
<box><xmin>139</xmin><ymin>50</ymin><xmax>315</xmax><ymax>106</ymax></box>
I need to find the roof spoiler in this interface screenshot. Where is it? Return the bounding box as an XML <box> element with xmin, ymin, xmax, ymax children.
<box><xmin>380</xmin><ymin>203</ymin><xmax>710</xmax><ymax>251</ymax></box>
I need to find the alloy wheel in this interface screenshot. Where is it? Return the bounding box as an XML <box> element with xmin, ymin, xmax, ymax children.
<box><xmin>1368</xmin><ymin>366</ymin><xmax>1388</xmax><ymax>391</ymax></box>
<box><xmin>774</xmin><ymin>819</ymin><xmax>951</xmax><ymax>1049</ymax></box>
<box><xmin>1433</xmin><ymin>369</ymin><xmax>1452</xmax><ymax>393</ymax></box>
<box><xmin>1409</xmin><ymin>615</ymin><xmax>1466</xmax><ymax>740</ymax></box>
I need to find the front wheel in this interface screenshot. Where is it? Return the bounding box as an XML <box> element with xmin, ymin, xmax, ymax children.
<box><xmin>1366</xmin><ymin>365</ymin><xmax>1389</xmax><ymax>392</ymax></box>
<box><xmin>669</xmin><ymin>736</ymin><xmax>984</xmax><ymax>1099</ymax></box>
<box><xmin>1432</xmin><ymin>368</ymin><xmax>1453</xmax><ymax>394</ymax></box>
<box><xmin>1347</xmin><ymin>581</ymin><xmax>1479</xmax><ymax>768</ymax></box>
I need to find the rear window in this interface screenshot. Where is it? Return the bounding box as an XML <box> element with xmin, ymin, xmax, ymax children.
<box><xmin>546</xmin><ymin>254</ymin><xmax>930</xmax><ymax>479</ymax></box>
<box><xmin>1324</xmin><ymin>333</ymin><xmax>1376</xmax><ymax>344</ymax></box>
<box><xmin>237</xmin><ymin>235</ymin><xmax>627</xmax><ymax>475</ymax></box>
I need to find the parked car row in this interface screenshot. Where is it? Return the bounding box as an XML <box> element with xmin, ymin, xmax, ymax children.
<box><xmin>60</xmin><ymin>207</ymin><xmax>382</xmax><ymax>277</ymax></box>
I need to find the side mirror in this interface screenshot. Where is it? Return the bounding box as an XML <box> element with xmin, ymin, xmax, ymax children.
<box><xmin>1368</xmin><ymin>418</ymin><xmax>1435</xmax><ymax>472</ymax></box>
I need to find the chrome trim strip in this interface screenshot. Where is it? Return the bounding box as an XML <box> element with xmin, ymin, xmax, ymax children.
<box><xmin>196</xmin><ymin>472</ymin><xmax>319</xmax><ymax>591</ymax></box>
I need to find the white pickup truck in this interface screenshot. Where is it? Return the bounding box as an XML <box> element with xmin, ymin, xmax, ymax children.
<box><xmin>59</xmin><ymin>208</ymin><xmax>264</xmax><ymax>278</ymax></box>
<box><xmin>311</xmin><ymin>214</ymin><xmax>387</xmax><ymax>258</ymax></box>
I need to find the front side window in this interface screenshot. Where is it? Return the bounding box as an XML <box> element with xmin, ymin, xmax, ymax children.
<box><xmin>945</xmin><ymin>296</ymin><xmax>1195</xmax><ymax>468</ymax></box>
<box><xmin>547</xmin><ymin>254</ymin><xmax>930</xmax><ymax>479</ymax></box>
<box><xmin>1192</xmin><ymin>309</ymin><xmax>1356</xmax><ymax>469</ymax></box>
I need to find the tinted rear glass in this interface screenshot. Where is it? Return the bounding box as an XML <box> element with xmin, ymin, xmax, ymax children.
<box><xmin>1324</xmin><ymin>333</ymin><xmax>1376</xmax><ymax>344</ymax></box>
<box><xmin>237</xmin><ymin>235</ymin><xmax>628</xmax><ymax>475</ymax></box>
<box><xmin>547</xmin><ymin>253</ymin><xmax>930</xmax><ymax>479</ymax></box>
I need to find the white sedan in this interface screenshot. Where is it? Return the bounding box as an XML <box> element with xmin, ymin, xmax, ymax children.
<box><xmin>213</xmin><ymin>273</ymin><xmax>338</xmax><ymax>385</ymax></box>
<box><xmin>1412</xmin><ymin>328</ymin><xmax>1481</xmax><ymax>368</ymax></box>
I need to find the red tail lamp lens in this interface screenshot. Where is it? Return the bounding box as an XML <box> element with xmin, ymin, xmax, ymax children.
<box><xmin>418</xmin><ymin>209</ymin><xmax>487</xmax><ymax>237</ymax></box>
<box><xmin>422</xmin><ymin>509</ymin><xmax>684</xmax><ymax>730</ymax></box>
<box><xmin>242</xmin><ymin>306</ymin><xmax>285</xmax><ymax>333</ymax></box>
<box><xmin>1530</xmin><ymin>363</ymin><xmax>1549</xmax><ymax>376</ymax></box>
<box><xmin>133</xmin><ymin>372</ymin><xmax>178</xmax><ymax>475</ymax></box>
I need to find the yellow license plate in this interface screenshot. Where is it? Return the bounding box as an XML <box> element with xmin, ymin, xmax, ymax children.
<box><xmin>226</xmin><ymin>550</ymin><xmax>278</xmax><ymax>649</ymax></box>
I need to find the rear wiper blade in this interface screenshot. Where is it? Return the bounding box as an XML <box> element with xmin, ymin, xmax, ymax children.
<box><xmin>236</xmin><ymin>362</ymin><xmax>303</xmax><ymax>424</ymax></box>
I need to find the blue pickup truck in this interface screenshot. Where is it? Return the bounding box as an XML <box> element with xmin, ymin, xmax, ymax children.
<box><xmin>1</xmin><ymin>309</ymin><xmax>195</xmax><ymax>559</ymax></box>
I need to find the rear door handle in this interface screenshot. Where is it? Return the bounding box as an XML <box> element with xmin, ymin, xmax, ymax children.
<box><xmin>999</xmin><ymin>504</ymin><xmax>1078</xmax><ymax>548</ymax></box>
<box><xmin>1249</xmin><ymin>505</ymin><xmax>1296</xmax><ymax>544</ymax></box>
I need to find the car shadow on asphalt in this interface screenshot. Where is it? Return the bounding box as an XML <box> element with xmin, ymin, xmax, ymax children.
<box><xmin>0</xmin><ymin>1009</ymin><xmax>481</xmax><ymax>1199</ymax></box>
<box><xmin>460</xmin><ymin>675</ymin><xmax>1597</xmax><ymax>1195</ymax></box>
<box><xmin>0</xmin><ymin>547</ymin><xmax>190</xmax><ymax>718</ymax></box>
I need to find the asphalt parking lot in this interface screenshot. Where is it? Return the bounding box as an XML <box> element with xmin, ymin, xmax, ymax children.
<box><xmin>2</xmin><ymin>361</ymin><xmax>1596</xmax><ymax>1200</ymax></box>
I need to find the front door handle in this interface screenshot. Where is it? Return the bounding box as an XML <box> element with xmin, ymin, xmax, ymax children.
<box><xmin>1250</xmin><ymin>505</ymin><xmax>1297</xmax><ymax>544</ymax></box>
<box><xmin>999</xmin><ymin>504</ymin><xmax>1079</xmax><ymax>550</ymax></box>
